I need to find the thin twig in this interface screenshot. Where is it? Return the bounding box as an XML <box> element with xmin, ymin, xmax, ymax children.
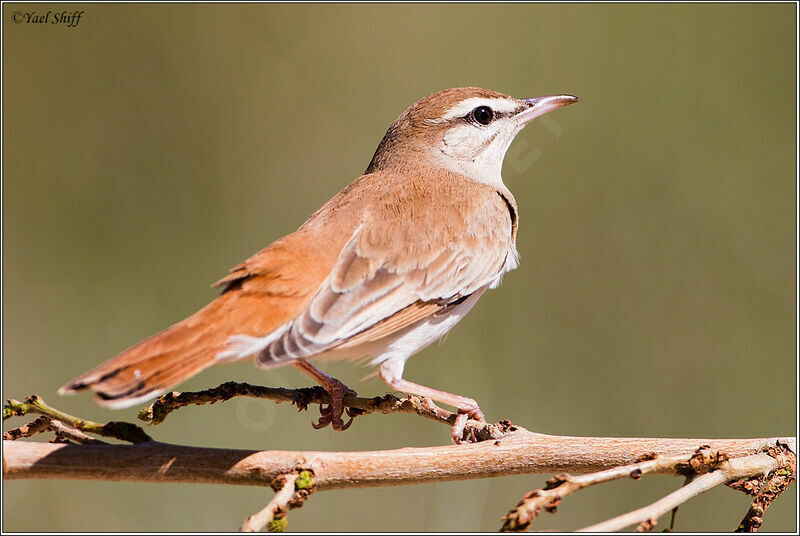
<box><xmin>4</xmin><ymin>414</ymin><xmax>108</xmax><ymax>445</ymax></box>
<box><xmin>241</xmin><ymin>473</ymin><xmax>298</xmax><ymax>532</ymax></box>
<box><xmin>578</xmin><ymin>449</ymin><xmax>789</xmax><ymax>532</ymax></box>
<box><xmin>4</xmin><ymin>395</ymin><xmax>150</xmax><ymax>443</ymax></box>
<box><xmin>137</xmin><ymin>381</ymin><xmax>511</xmax><ymax>442</ymax></box>
<box><xmin>667</xmin><ymin>475</ymin><xmax>694</xmax><ymax>531</ymax></box>
<box><xmin>735</xmin><ymin>442</ymin><xmax>797</xmax><ymax>532</ymax></box>
<box><xmin>240</xmin><ymin>469</ymin><xmax>316</xmax><ymax>532</ymax></box>
<box><xmin>3</xmin><ymin>416</ymin><xmax>52</xmax><ymax>441</ymax></box>
<box><xmin>48</xmin><ymin>420</ymin><xmax>108</xmax><ymax>445</ymax></box>
<box><xmin>500</xmin><ymin>446</ymin><xmax>726</xmax><ymax>532</ymax></box>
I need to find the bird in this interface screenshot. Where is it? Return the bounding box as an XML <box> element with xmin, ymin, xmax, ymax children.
<box><xmin>60</xmin><ymin>87</ymin><xmax>579</xmax><ymax>443</ymax></box>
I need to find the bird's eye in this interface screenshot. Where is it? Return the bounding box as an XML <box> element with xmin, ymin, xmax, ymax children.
<box><xmin>470</xmin><ymin>106</ymin><xmax>494</xmax><ymax>126</ymax></box>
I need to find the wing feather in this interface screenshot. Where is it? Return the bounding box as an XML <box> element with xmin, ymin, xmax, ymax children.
<box><xmin>257</xmin><ymin>172</ymin><xmax>517</xmax><ymax>366</ymax></box>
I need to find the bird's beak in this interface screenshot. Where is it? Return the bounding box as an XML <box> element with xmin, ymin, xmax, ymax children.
<box><xmin>515</xmin><ymin>94</ymin><xmax>580</xmax><ymax>125</ymax></box>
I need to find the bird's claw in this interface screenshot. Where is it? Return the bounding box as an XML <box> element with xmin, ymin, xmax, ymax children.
<box><xmin>310</xmin><ymin>380</ymin><xmax>358</xmax><ymax>432</ymax></box>
<box><xmin>451</xmin><ymin>405</ymin><xmax>486</xmax><ymax>444</ymax></box>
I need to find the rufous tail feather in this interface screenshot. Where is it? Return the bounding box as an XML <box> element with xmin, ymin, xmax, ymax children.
<box><xmin>59</xmin><ymin>296</ymin><xmax>247</xmax><ymax>409</ymax></box>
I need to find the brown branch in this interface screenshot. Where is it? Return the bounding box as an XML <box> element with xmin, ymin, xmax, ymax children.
<box><xmin>48</xmin><ymin>420</ymin><xmax>108</xmax><ymax>445</ymax></box>
<box><xmin>4</xmin><ymin>433</ymin><xmax>794</xmax><ymax>490</ymax></box>
<box><xmin>137</xmin><ymin>381</ymin><xmax>448</xmax><ymax>425</ymax></box>
<box><xmin>501</xmin><ymin>443</ymin><xmax>796</xmax><ymax>532</ymax></box>
<box><xmin>240</xmin><ymin>473</ymin><xmax>298</xmax><ymax>532</ymax></box>
<box><xmin>735</xmin><ymin>442</ymin><xmax>797</xmax><ymax>532</ymax></box>
<box><xmin>240</xmin><ymin>469</ymin><xmax>315</xmax><ymax>532</ymax></box>
<box><xmin>578</xmin><ymin>447</ymin><xmax>791</xmax><ymax>532</ymax></box>
<box><xmin>4</xmin><ymin>395</ymin><xmax>150</xmax><ymax>444</ymax></box>
<box><xmin>500</xmin><ymin>447</ymin><xmax>725</xmax><ymax>531</ymax></box>
<box><xmin>4</xmin><ymin>392</ymin><xmax>795</xmax><ymax>531</ymax></box>
<box><xmin>665</xmin><ymin>475</ymin><xmax>693</xmax><ymax>531</ymax></box>
<box><xmin>137</xmin><ymin>381</ymin><xmax>512</xmax><ymax>442</ymax></box>
<box><xmin>5</xmin><ymin>416</ymin><xmax>108</xmax><ymax>445</ymax></box>
<box><xmin>3</xmin><ymin>416</ymin><xmax>52</xmax><ymax>441</ymax></box>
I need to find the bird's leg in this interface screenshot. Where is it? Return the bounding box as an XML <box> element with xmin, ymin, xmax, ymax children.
<box><xmin>379</xmin><ymin>362</ymin><xmax>486</xmax><ymax>444</ymax></box>
<box><xmin>292</xmin><ymin>359</ymin><xmax>358</xmax><ymax>431</ymax></box>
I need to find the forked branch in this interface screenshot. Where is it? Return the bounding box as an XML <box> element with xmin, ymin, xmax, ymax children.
<box><xmin>578</xmin><ymin>444</ymin><xmax>793</xmax><ymax>532</ymax></box>
<box><xmin>500</xmin><ymin>443</ymin><xmax>795</xmax><ymax>532</ymax></box>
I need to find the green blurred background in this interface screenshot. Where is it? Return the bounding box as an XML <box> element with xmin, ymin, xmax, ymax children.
<box><xmin>3</xmin><ymin>3</ymin><xmax>796</xmax><ymax>532</ymax></box>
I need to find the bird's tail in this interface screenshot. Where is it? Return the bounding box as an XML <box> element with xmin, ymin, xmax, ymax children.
<box><xmin>59</xmin><ymin>297</ymin><xmax>243</xmax><ymax>409</ymax></box>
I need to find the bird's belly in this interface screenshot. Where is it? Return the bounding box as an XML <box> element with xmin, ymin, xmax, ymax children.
<box><xmin>327</xmin><ymin>285</ymin><xmax>489</xmax><ymax>367</ymax></box>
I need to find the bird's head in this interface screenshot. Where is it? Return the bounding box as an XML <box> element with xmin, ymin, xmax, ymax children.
<box><xmin>366</xmin><ymin>87</ymin><xmax>578</xmax><ymax>186</ymax></box>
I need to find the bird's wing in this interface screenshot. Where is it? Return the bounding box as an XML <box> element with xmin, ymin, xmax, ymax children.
<box><xmin>256</xmin><ymin>172</ymin><xmax>517</xmax><ymax>365</ymax></box>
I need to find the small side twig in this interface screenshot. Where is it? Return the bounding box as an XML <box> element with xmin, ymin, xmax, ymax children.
<box><xmin>48</xmin><ymin>420</ymin><xmax>108</xmax><ymax>445</ymax></box>
<box><xmin>241</xmin><ymin>469</ymin><xmax>315</xmax><ymax>532</ymax></box>
<box><xmin>4</xmin><ymin>415</ymin><xmax>108</xmax><ymax>445</ymax></box>
<box><xmin>735</xmin><ymin>442</ymin><xmax>797</xmax><ymax>532</ymax></box>
<box><xmin>666</xmin><ymin>475</ymin><xmax>694</xmax><ymax>532</ymax></box>
<box><xmin>500</xmin><ymin>449</ymin><xmax>709</xmax><ymax>531</ymax></box>
<box><xmin>501</xmin><ymin>443</ymin><xmax>793</xmax><ymax>533</ymax></box>
<box><xmin>241</xmin><ymin>473</ymin><xmax>298</xmax><ymax>533</ymax></box>
<box><xmin>4</xmin><ymin>395</ymin><xmax>150</xmax><ymax>444</ymax></box>
<box><xmin>3</xmin><ymin>416</ymin><xmax>52</xmax><ymax>441</ymax></box>
<box><xmin>578</xmin><ymin>448</ymin><xmax>790</xmax><ymax>532</ymax></box>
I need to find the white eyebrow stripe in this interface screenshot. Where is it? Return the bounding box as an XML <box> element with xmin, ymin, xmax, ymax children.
<box><xmin>438</xmin><ymin>97</ymin><xmax>519</xmax><ymax>122</ymax></box>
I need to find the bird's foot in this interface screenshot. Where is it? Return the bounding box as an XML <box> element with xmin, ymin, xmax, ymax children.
<box><xmin>451</xmin><ymin>402</ymin><xmax>486</xmax><ymax>445</ymax></box>
<box><xmin>292</xmin><ymin>359</ymin><xmax>360</xmax><ymax>432</ymax></box>
<box><xmin>311</xmin><ymin>378</ymin><xmax>358</xmax><ymax>431</ymax></box>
